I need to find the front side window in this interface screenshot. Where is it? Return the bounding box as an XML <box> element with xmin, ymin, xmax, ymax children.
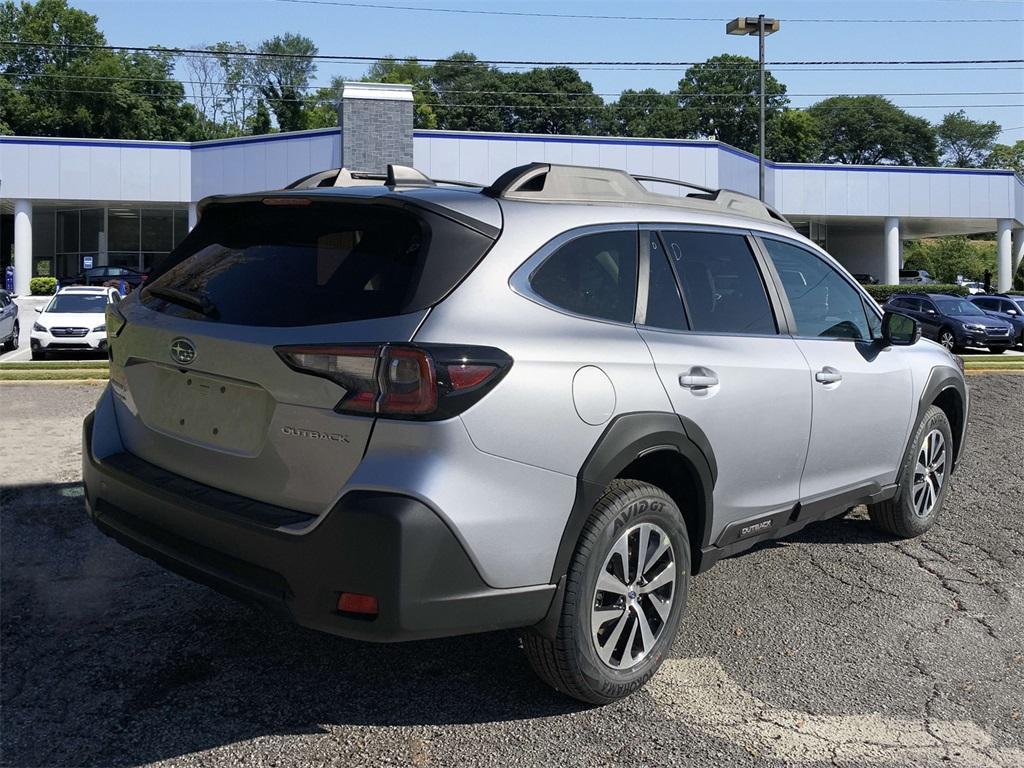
<box><xmin>762</xmin><ymin>238</ymin><xmax>871</xmax><ymax>341</ymax></box>
<box><xmin>530</xmin><ymin>230</ymin><xmax>638</xmax><ymax>324</ymax></box>
<box><xmin>660</xmin><ymin>230</ymin><xmax>776</xmax><ymax>335</ymax></box>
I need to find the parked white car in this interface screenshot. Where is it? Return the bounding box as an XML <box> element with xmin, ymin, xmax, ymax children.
<box><xmin>960</xmin><ymin>281</ymin><xmax>987</xmax><ymax>295</ymax></box>
<box><xmin>31</xmin><ymin>286</ymin><xmax>120</xmax><ymax>360</ymax></box>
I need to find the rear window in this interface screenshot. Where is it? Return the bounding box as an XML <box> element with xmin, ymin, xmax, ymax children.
<box><xmin>142</xmin><ymin>200</ymin><xmax>494</xmax><ymax>327</ymax></box>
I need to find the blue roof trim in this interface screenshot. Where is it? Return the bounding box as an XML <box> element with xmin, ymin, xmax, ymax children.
<box><xmin>0</xmin><ymin>136</ymin><xmax>188</xmax><ymax>151</ymax></box>
<box><xmin>413</xmin><ymin>130</ymin><xmax>1021</xmax><ymax>181</ymax></box>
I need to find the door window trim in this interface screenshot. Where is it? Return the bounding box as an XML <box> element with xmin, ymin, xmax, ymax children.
<box><xmin>752</xmin><ymin>233</ymin><xmax>881</xmax><ymax>343</ymax></box>
<box><xmin>636</xmin><ymin>223</ymin><xmax>787</xmax><ymax>338</ymax></box>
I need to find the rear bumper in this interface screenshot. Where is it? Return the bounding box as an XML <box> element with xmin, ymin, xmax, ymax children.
<box><xmin>82</xmin><ymin>412</ymin><xmax>554</xmax><ymax>641</ymax></box>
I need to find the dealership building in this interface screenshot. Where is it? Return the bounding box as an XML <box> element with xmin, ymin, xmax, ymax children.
<box><xmin>2</xmin><ymin>81</ymin><xmax>1023</xmax><ymax>296</ymax></box>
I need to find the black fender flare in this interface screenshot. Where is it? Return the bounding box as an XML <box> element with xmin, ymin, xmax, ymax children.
<box><xmin>898</xmin><ymin>364</ymin><xmax>967</xmax><ymax>484</ymax></box>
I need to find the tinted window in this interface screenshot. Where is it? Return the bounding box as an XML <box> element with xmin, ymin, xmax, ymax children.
<box><xmin>660</xmin><ymin>231</ymin><xmax>776</xmax><ymax>335</ymax></box>
<box><xmin>762</xmin><ymin>238</ymin><xmax>870</xmax><ymax>341</ymax></box>
<box><xmin>143</xmin><ymin>201</ymin><xmax>494</xmax><ymax>327</ymax></box>
<box><xmin>45</xmin><ymin>294</ymin><xmax>108</xmax><ymax>314</ymax></box>
<box><xmin>863</xmin><ymin>298</ymin><xmax>883</xmax><ymax>339</ymax></box>
<box><xmin>644</xmin><ymin>233</ymin><xmax>687</xmax><ymax>330</ymax></box>
<box><xmin>530</xmin><ymin>230</ymin><xmax>637</xmax><ymax>323</ymax></box>
<box><xmin>973</xmin><ymin>297</ymin><xmax>994</xmax><ymax>309</ymax></box>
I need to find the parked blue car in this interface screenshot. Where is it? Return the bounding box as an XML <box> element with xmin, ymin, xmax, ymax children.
<box><xmin>969</xmin><ymin>294</ymin><xmax>1024</xmax><ymax>348</ymax></box>
<box><xmin>884</xmin><ymin>294</ymin><xmax>1015</xmax><ymax>353</ymax></box>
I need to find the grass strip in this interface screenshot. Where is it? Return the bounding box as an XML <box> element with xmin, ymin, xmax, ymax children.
<box><xmin>0</xmin><ymin>369</ymin><xmax>110</xmax><ymax>381</ymax></box>
<box><xmin>0</xmin><ymin>361</ymin><xmax>109</xmax><ymax>370</ymax></box>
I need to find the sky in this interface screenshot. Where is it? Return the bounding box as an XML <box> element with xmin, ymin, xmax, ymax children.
<box><xmin>73</xmin><ymin>0</ymin><xmax>1024</xmax><ymax>141</ymax></box>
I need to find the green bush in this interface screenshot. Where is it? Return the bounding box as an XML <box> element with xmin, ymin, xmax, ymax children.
<box><xmin>29</xmin><ymin>277</ymin><xmax>58</xmax><ymax>295</ymax></box>
<box><xmin>902</xmin><ymin>236</ymin><xmax>996</xmax><ymax>284</ymax></box>
<box><xmin>864</xmin><ymin>284</ymin><xmax>969</xmax><ymax>303</ymax></box>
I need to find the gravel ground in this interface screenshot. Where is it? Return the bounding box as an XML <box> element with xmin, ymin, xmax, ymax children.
<box><xmin>2</xmin><ymin>377</ymin><xmax>1023</xmax><ymax>768</ymax></box>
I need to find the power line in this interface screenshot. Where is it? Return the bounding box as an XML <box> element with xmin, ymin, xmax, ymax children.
<box><xmin>5</xmin><ymin>71</ymin><xmax>1021</xmax><ymax>100</ymax></box>
<box><xmin>14</xmin><ymin>85</ymin><xmax>1024</xmax><ymax>111</ymax></box>
<box><xmin>2</xmin><ymin>40</ymin><xmax>1022</xmax><ymax>68</ymax></box>
<box><xmin>269</xmin><ymin>0</ymin><xmax>1024</xmax><ymax>24</ymax></box>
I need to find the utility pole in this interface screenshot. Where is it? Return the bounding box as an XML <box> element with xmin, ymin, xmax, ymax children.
<box><xmin>726</xmin><ymin>15</ymin><xmax>780</xmax><ymax>202</ymax></box>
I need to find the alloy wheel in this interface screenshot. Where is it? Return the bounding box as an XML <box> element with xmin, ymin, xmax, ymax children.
<box><xmin>591</xmin><ymin>522</ymin><xmax>675</xmax><ymax>669</ymax></box>
<box><xmin>912</xmin><ymin>429</ymin><xmax>946</xmax><ymax>517</ymax></box>
<box><xmin>939</xmin><ymin>331</ymin><xmax>955</xmax><ymax>350</ymax></box>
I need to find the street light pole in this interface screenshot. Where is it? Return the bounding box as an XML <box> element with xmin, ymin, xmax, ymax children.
<box><xmin>758</xmin><ymin>14</ymin><xmax>765</xmax><ymax>203</ymax></box>
<box><xmin>726</xmin><ymin>15</ymin><xmax>780</xmax><ymax>202</ymax></box>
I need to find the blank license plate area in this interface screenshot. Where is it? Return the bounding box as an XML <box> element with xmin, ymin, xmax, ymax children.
<box><xmin>134</xmin><ymin>366</ymin><xmax>273</xmax><ymax>456</ymax></box>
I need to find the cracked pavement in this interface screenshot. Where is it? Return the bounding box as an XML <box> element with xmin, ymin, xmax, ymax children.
<box><xmin>2</xmin><ymin>375</ymin><xmax>1023</xmax><ymax>767</ymax></box>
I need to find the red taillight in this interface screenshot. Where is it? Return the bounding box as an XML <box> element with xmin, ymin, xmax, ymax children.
<box><xmin>337</xmin><ymin>592</ymin><xmax>378</xmax><ymax>615</ymax></box>
<box><xmin>275</xmin><ymin>344</ymin><xmax>512</xmax><ymax>420</ymax></box>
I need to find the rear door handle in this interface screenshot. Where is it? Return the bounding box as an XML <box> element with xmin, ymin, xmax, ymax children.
<box><xmin>679</xmin><ymin>367</ymin><xmax>719</xmax><ymax>390</ymax></box>
<box><xmin>815</xmin><ymin>367</ymin><xmax>842</xmax><ymax>385</ymax></box>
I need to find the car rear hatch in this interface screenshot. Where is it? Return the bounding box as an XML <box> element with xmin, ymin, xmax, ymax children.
<box><xmin>106</xmin><ymin>191</ymin><xmax>499</xmax><ymax>517</ymax></box>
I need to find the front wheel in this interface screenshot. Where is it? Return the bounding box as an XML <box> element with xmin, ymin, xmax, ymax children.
<box><xmin>988</xmin><ymin>346</ymin><xmax>1006</xmax><ymax>354</ymax></box>
<box><xmin>938</xmin><ymin>328</ymin><xmax>958</xmax><ymax>352</ymax></box>
<box><xmin>521</xmin><ymin>479</ymin><xmax>689</xmax><ymax>704</ymax></box>
<box><xmin>868</xmin><ymin>405</ymin><xmax>953</xmax><ymax>539</ymax></box>
<box><xmin>30</xmin><ymin>347</ymin><xmax>46</xmax><ymax>361</ymax></box>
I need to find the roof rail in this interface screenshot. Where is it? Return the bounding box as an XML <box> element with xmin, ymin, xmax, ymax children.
<box><xmin>483</xmin><ymin>162</ymin><xmax>792</xmax><ymax>226</ymax></box>
<box><xmin>286</xmin><ymin>164</ymin><xmax>436</xmax><ymax>190</ymax></box>
<box><xmin>286</xmin><ymin>164</ymin><xmax>480</xmax><ymax>191</ymax></box>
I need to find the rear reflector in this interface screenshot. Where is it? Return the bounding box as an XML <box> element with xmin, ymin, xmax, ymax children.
<box><xmin>337</xmin><ymin>592</ymin><xmax>379</xmax><ymax>615</ymax></box>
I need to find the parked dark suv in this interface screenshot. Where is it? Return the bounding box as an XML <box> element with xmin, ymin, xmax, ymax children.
<box><xmin>885</xmin><ymin>293</ymin><xmax>1014</xmax><ymax>353</ymax></box>
<box><xmin>72</xmin><ymin>266</ymin><xmax>146</xmax><ymax>290</ymax></box>
<box><xmin>968</xmin><ymin>294</ymin><xmax>1024</xmax><ymax>348</ymax></box>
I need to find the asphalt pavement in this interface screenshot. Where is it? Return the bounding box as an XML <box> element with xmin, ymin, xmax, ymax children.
<box><xmin>1</xmin><ymin>376</ymin><xmax>1022</xmax><ymax>767</ymax></box>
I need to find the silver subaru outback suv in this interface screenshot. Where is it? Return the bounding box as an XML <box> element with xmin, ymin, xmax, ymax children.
<box><xmin>84</xmin><ymin>163</ymin><xmax>968</xmax><ymax>704</ymax></box>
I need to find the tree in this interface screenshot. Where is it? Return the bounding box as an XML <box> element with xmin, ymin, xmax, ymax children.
<box><xmin>903</xmin><ymin>237</ymin><xmax>996</xmax><ymax>283</ymax></box>
<box><xmin>807</xmin><ymin>96</ymin><xmax>938</xmax><ymax>166</ymax></box>
<box><xmin>0</xmin><ymin>0</ymin><xmax>198</xmax><ymax>140</ymax></box>
<box><xmin>249</xmin><ymin>99</ymin><xmax>272</xmax><ymax>135</ymax></box>
<box><xmin>214</xmin><ymin>42</ymin><xmax>260</xmax><ymax>134</ymax></box>
<box><xmin>984</xmin><ymin>140</ymin><xmax>1024</xmax><ymax>176</ymax></box>
<box><xmin>767</xmin><ymin>109</ymin><xmax>821</xmax><ymax>163</ymax></box>
<box><xmin>936</xmin><ymin>110</ymin><xmax>1000</xmax><ymax>167</ymax></box>
<box><xmin>503</xmin><ymin>67</ymin><xmax>606</xmax><ymax>135</ymax></box>
<box><xmin>430</xmin><ymin>52</ymin><xmax>509</xmax><ymax>132</ymax></box>
<box><xmin>254</xmin><ymin>33</ymin><xmax>317</xmax><ymax>132</ymax></box>
<box><xmin>608</xmin><ymin>88</ymin><xmax>688</xmax><ymax>138</ymax></box>
<box><xmin>676</xmin><ymin>54</ymin><xmax>788</xmax><ymax>153</ymax></box>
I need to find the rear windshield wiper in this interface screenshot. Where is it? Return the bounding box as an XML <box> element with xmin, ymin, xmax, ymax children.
<box><xmin>146</xmin><ymin>286</ymin><xmax>219</xmax><ymax>317</ymax></box>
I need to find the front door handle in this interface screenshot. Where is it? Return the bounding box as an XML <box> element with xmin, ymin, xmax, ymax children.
<box><xmin>815</xmin><ymin>367</ymin><xmax>843</xmax><ymax>385</ymax></box>
<box><xmin>680</xmin><ymin>367</ymin><xmax>719</xmax><ymax>390</ymax></box>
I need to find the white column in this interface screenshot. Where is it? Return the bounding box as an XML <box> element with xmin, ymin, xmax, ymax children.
<box><xmin>884</xmin><ymin>217</ymin><xmax>900</xmax><ymax>285</ymax></box>
<box><xmin>1012</xmin><ymin>228</ymin><xmax>1024</xmax><ymax>278</ymax></box>
<box><xmin>13</xmin><ymin>200</ymin><xmax>32</xmax><ymax>296</ymax></box>
<box><xmin>996</xmin><ymin>219</ymin><xmax>1012</xmax><ymax>293</ymax></box>
<box><xmin>188</xmin><ymin>203</ymin><xmax>198</xmax><ymax>231</ymax></box>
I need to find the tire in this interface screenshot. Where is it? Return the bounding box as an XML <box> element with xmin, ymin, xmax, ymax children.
<box><xmin>31</xmin><ymin>348</ymin><xmax>46</xmax><ymax>361</ymax></box>
<box><xmin>938</xmin><ymin>328</ymin><xmax>958</xmax><ymax>353</ymax></box>
<box><xmin>987</xmin><ymin>346</ymin><xmax>1006</xmax><ymax>354</ymax></box>
<box><xmin>868</xmin><ymin>405</ymin><xmax>953</xmax><ymax>539</ymax></box>
<box><xmin>8</xmin><ymin>322</ymin><xmax>18</xmax><ymax>351</ymax></box>
<box><xmin>521</xmin><ymin>479</ymin><xmax>689</xmax><ymax>704</ymax></box>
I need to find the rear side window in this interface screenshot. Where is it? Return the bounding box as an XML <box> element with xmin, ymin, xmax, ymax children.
<box><xmin>660</xmin><ymin>231</ymin><xmax>776</xmax><ymax>335</ymax></box>
<box><xmin>142</xmin><ymin>200</ymin><xmax>495</xmax><ymax>327</ymax></box>
<box><xmin>762</xmin><ymin>238</ymin><xmax>871</xmax><ymax>340</ymax></box>
<box><xmin>529</xmin><ymin>230</ymin><xmax>637</xmax><ymax>323</ymax></box>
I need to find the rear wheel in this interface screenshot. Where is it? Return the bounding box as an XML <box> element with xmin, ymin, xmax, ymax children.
<box><xmin>868</xmin><ymin>405</ymin><xmax>953</xmax><ymax>538</ymax></box>
<box><xmin>521</xmin><ymin>479</ymin><xmax>689</xmax><ymax>704</ymax></box>
<box><xmin>987</xmin><ymin>346</ymin><xmax>1006</xmax><ymax>354</ymax></box>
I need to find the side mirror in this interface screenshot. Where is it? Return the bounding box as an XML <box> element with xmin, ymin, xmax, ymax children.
<box><xmin>34</xmin><ymin>307</ymin><xmax>43</xmax><ymax>314</ymax></box>
<box><xmin>1008</xmin><ymin>309</ymin><xmax>1019</xmax><ymax>316</ymax></box>
<box><xmin>926</xmin><ymin>309</ymin><xmax>937</xmax><ymax>315</ymax></box>
<box><xmin>882</xmin><ymin>311</ymin><xmax>921</xmax><ymax>347</ymax></box>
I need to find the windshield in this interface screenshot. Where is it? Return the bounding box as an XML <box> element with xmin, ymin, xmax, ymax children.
<box><xmin>44</xmin><ymin>294</ymin><xmax>108</xmax><ymax>314</ymax></box>
<box><xmin>935</xmin><ymin>298</ymin><xmax>984</xmax><ymax>316</ymax></box>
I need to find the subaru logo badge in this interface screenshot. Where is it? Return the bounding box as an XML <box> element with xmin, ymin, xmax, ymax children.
<box><xmin>170</xmin><ymin>337</ymin><xmax>197</xmax><ymax>365</ymax></box>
